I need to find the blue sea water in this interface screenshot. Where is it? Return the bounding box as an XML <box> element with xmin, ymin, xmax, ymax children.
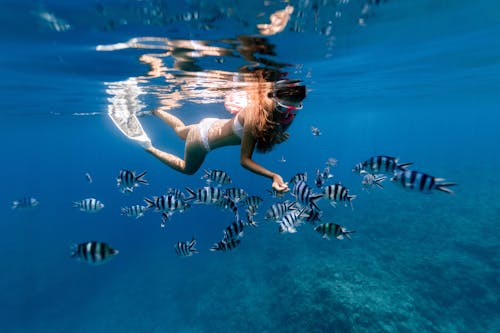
<box><xmin>1</xmin><ymin>0</ymin><xmax>499</xmax><ymax>332</ymax></box>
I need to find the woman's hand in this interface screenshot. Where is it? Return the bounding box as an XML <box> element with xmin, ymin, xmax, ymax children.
<box><xmin>272</xmin><ymin>174</ymin><xmax>289</xmax><ymax>193</ymax></box>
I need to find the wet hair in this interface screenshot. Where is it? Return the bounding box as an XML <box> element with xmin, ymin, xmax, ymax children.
<box><xmin>253</xmin><ymin>81</ymin><xmax>307</xmax><ymax>153</ymax></box>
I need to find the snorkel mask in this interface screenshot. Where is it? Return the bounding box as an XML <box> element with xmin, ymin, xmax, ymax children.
<box><xmin>272</xmin><ymin>80</ymin><xmax>305</xmax><ymax>124</ymax></box>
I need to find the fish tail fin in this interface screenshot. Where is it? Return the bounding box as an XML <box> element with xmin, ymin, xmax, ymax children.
<box><xmin>184</xmin><ymin>187</ymin><xmax>197</xmax><ymax>201</ymax></box>
<box><xmin>374</xmin><ymin>179</ymin><xmax>385</xmax><ymax>189</ymax></box>
<box><xmin>71</xmin><ymin>201</ymin><xmax>80</xmax><ymax>208</ymax></box>
<box><xmin>11</xmin><ymin>201</ymin><xmax>19</xmax><ymax>210</ymax></box>
<box><xmin>309</xmin><ymin>194</ymin><xmax>323</xmax><ymax>211</ymax></box>
<box><xmin>135</xmin><ymin>171</ymin><xmax>149</xmax><ymax>185</ymax></box>
<box><xmin>210</xmin><ymin>242</ymin><xmax>223</xmax><ymax>252</ymax></box>
<box><xmin>70</xmin><ymin>244</ymin><xmax>78</xmax><ymax>258</ymax></box>
<box><xmin>247</xmin><ymin>218</ymin><xmax>258</xmax><ymax>228</ymax></box>
<box><xmin>348</xmin><ymin>195</ymin><xmax>357</xmax><ymax>211</ymax></box>
<box><xmin>144</xmin><ymin>197</ymin><xmax>156</xmax><ymax>209</ymax></box>
<box><xmin>398</xmin><ymin>162</ymin><xmax>413</xmax><ymax>169</ymax></box>
<box><xmin>344</xmin><ymin>229</ymin><xmax>356</xmax><ymax>240</ymax></box>
<box><xmin>288</xmin><ymin>201</ymin><xmax>298</xmax><ymax>210</ymax></box>
<box><xmin>189</xmin><ymin>237</ymin><xmax>198</xmax><ymax>253</ymax></box>
<box><xmin>201</xmin><ymin>169</ymin><xmax>210</xmax><ymax>179</ymax></box>
<box><xmin>435</xmin><ymin>182</ymin><xmax>457</xmax><ymax>194</ymax></box>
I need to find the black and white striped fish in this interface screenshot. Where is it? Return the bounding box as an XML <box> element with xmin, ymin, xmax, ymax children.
<box><xmin>120</xmin><ymin>205</ymin><xmax>147</xmax><ymax>219</ymax></box>
<box><xmin>291</xmin><ymin>180</ymin><xmax>322</xmax><ymax>211</ymax></box>
<box><xmin>144</xmin><ymin>195</ymin><xmax>190</xmax><ymax>214</ymax></box>
<box><xmin>391</xmin><ymin>169</ymin><xmax>456</xmax><ymax>194</ymax></box>
<box><xmin>167</xmin><ymin>187</ymin><xmax>186</xmax><ymax>200</ymax></box>
<box><xmin>223</xmin><ymin>220</ymin><xmax>245</xmax><ymax>241</ymax></box>
<box><xmin>240</xmin><ymin>195</ymin><xmax>264</xmax><ymax>209</ymax></box>
<box><xmin>202</xmin><ymin>169</ymin><xmax>232</xmax><ymax>185</ymax></box>
<box><xmin>70</xmin><ymin>241</ymin><xmax>118</xmax><ymax>265</ymax></box>
<box><xmin>315</xmin><ymin>223</ymin><xmax>355</xmax><ymax>240</ymax></box>
<box><xmin>301</xmin><ymin>207</ymin><xmax>323</xmax><ymax>224</ymax></box>
<box><xmin>325</xmin><ymin>157</ymin><xmax>338</xmax><ymax>167</ymax></box>
<box><xmin>278</xmin><ymin>209</ymin><xmax>306</xmax><ymax>234</ymax></box>
<box><xmin>185</xmin><ymin>186</ymin><xmax>225</xmax><ymax>204</ymax></box>
<box><xmin>245</xmin><ymin>209</ymin><xmax>258</xmax><ymax>227</ymax></box>
<box><xmin>11</xmin><ymin>196</ymin><xmax>39</xmax><ymax>210</ymax></box>
<box><xmin>214</xmin><ymin>196</ymin><xmax>239</xmax><ymax>218</ymax></box>
<box><xmin>290</xmin><ymin>172</ymin><xmax>307</xmax><ymax>184</ymax></box>
<box><xmin>322</xmin><ymin>184</ymin><xmax>357</xmax><ymax>209</ymax></box>
<box><xmin>315</xmin><ymin>168</ymin><xmax>325</xmax><ymax>188</ymax></box>
<box><xmin>266</xmin><ymin>188</ymin><xmax>285</xmax><ymax>199</ymax></box>
<box><xmin>224</xmin><ymin>187</ymin><xmax>248</xmax><ymax>203</ymax></box>
<box><xmin>72</xmin><ymin>198</ymin><xmax>104</xmax><ymax>213</ymax></box>
<box><xmin>353</xmin><ymin>156</ymin><xmax>412</xmax><ymax>174</ymax></box>
<box><xmin>116</xmin><ymin>169</ymin><xmax>148</xmax><ymax>193</ymax></box>
<box><xmin>210</xmin><ymin>238</ymin><xmax>241</xmax><ymax>252</ymax></box>
<box><xmin>174</xmin><ymin>238</ymin><xmax>198</xmax><ymax>257</ymax></box>
<box><xmin>264</xmin><ymin>201</ymin><xmax>297</xmax><ymax>221</ymax></box>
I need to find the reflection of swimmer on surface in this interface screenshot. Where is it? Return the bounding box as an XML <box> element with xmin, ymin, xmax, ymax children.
<box><xmin>141</xmin><ymin>70</ymin><xmax>306</xmax><ymax>193</ymax></box>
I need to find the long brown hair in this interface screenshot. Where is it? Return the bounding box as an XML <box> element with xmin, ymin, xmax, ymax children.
<box><xmin>249</xmin><ymin>78</ymin><xmax>307</xmax><ymax>153</ymax></box>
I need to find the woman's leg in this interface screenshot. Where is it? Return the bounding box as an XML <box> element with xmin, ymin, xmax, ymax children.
<box><xmin>153</xmin><ymin>109</ymin><xmax>190</xmax><ymax>140</ymax></box>
<box><xmin>145</xmin><ymin>127</ymin><xmax>207</xmax><ymax>175</ymax></box>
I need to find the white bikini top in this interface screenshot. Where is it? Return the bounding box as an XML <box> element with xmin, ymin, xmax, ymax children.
<box><xmin>232</xmin><ymin>116</ymin><xmax>244</xmax><ymax>139</ymax></box>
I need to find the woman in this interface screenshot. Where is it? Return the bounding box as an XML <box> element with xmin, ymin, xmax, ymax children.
<box><xmin>141</xmin><ymin>77</ymin><xmax>306</xmax><ymax>193</ymax></box>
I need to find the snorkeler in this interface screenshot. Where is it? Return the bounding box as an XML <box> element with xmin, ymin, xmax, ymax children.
<box><xmin>139</xmin><ymin>77</ymin><xmax>306</xmax><ymax>193</ymax></box>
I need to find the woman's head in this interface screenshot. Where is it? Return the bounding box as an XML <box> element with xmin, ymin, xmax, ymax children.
<box><xmin>252</xmin><ymin>79</ymin><xmax>307</xmax><ymax>152</ymax></box>
<box><xmin>270</xmin><ymin>80</ymin><xmax>306</xmax><ymax>126</ymax></box>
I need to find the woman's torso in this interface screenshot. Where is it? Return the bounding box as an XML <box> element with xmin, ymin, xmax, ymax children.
<box><xmin>206</xmin><ymin>111</ymin><xmax>245</xmax><ymax>150</ymax></box>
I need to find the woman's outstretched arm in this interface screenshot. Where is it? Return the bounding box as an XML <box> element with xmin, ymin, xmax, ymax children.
<box><xmin>239</xmin><ymin>126</ymin><xmax>289</xmax><ymax>192</ymax></box>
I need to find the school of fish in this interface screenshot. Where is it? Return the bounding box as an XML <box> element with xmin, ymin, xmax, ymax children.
<box><xmin>10</xmin><ymin>157</ymin><xmax>455</xmax><ymax>264</ymax></box>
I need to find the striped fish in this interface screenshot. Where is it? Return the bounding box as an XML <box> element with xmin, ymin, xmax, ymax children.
<box><xmin>352</xmin><ymin>156</ymin><xmax>412</xmax><ymax>174</ymax></box>
<box><xmin>174</xmin><ymin>238</ymin><xmax>198</xmax><ymax>257</ymax></box>
<box><xmin>301</xmin><ymin>207</ymin><xmax>323</xmax><ymax>224</ymax></box>
<box><xmin>120</xmin><ymin>205</ymin><xmax>147</xmax><ymax>219</ymax></box>
<box><xmin>278</xmin><ymin>209</ymin><xmax>306</xmax><ymax>234</ymax></box>
<box><xmin>71</xmin><ymin>241</ymin><xmax>118</xmax><ymax>265</ymax></box>
<box><xmin>315</xmin><ymin>223</ymin><xmax>355</xmax><ymax>240</ymax></box>
<box><xmin>245</xmin><ymin>209</ymin><xmax>258</xmax><ymax>227</ymax></box>
<box><xmin>391</xmin><ymin>169</ymin><xmax>456</xmax><ymax>194</ymax></box>
<box><xmin>116</xmin><ymin>169</ymin><xmax>148</xmax><ymax>193</ymax></box>
<box><xmin>167</xmin><ymin>188</ymin><xmax>186</xmax><ymax>200</ymax></box>
<box><xmin>266</xmin><ymin>188</ymin><xmax>285</xmax><ymax>199</ymax></box>
<box><xmin>291</xmin><ymin>180</ymin><xmax>323</xmax><ymax>211</ymax></box>
<box><xmin>322</xmin><ymin>184</ymin><xmax>356</xmax><ymax>209</ymax></box>
<box><xmin>325</xmin><ymin>157</ymin><xmax>338</xmax><ymax>167</ymax></box>
<box><xmin>72</xmin><ymin>198</ymin><xmax>104</xmax><ymax>213</ymax></box>
<box><xmin>223</xmin><ymin>220</ymin><xmax>246</xmax><ymax>241</ymax></box>
<box><xmin>213</xmin><ymin>196</ymin><xmax>239</xmax><ymax>218</ymax></box>
<box><xmin>11</xmin><ymin>196</ymin><xmax>39</xmax><ymax>210</ymax></box>
<box><xmin>224</xmin><ymin>187</ymin><xmax>248</xmax><ymax>203</ymax></box>
<box><xmin>184</xmin><ymin>186</ymin><xmax>225</xmax><ymax>204</ymax></box>
<box><xmin>264</xmin><ymin>201</ymin><xmax>297</xmax><ymax>221</ymax></box>
<box><xmin>144</xmin><ymin>195</ymin><xmax>190</xmax><ymax>212</ymax></box>
<box><xmin>290</xmin><ymin>172</ymin><xmax>307</xmax><ymax>184</ymax></box>
<box><xmin>240</xmin><ymin>195</ymin><xmax>264</xmax><ymax>209</ymax></box>
<box><xmin>210</xmin><ymin>238</ymin><xmax>241</xmax><ymax>252</ymax></box>
<box><xmin>202</xmin><ymin>169</ymin><xmax>232</xmax><ymax>185</ymax></box>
